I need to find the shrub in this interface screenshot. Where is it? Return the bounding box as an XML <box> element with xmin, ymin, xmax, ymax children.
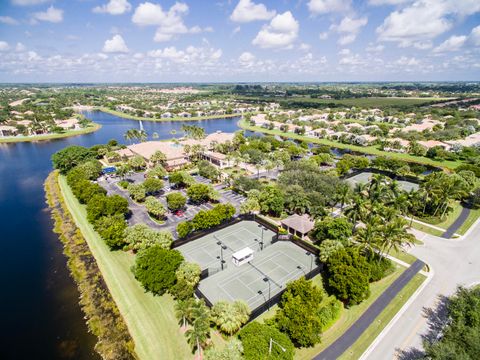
<box><xmin>317</xmin><ymin>296</ymin><xmax>343</xmax><ymax>331</ymax></box>
<box><xmin>239</xmin><ymin>322</ymin><xmax>294</xmax><ymax>360</ymax></box>
<box><xmin>124</xmin><ymin>224</ymin><xmax>173</xmax><ymax>251</ymax></box>
<box><xmin>176</xmin><ymin>221</ymin><xmax>193</xmax><ymax>238</ymax></box>
<box><xmin>211</xmin><ymin>300</ymin><xmax>251</xmax><ymax>335</ymax></box>
<box><xmin>132</xmin><ymin>246</ymin><xmax>184</xmax><ymax>295</ymax></box>
<box><xmin>368</xmin><ymin>255</ymin><xmax>394</xmax><ymax>282</ymax></box>
<box><xmin>144</xmin><ymin>196</ymin><xmax>166</xmax><ymax>219</ymax></box>
<box><xmin>94</xmin><ymin>214</ymin><xmax>127</xmax><ymax>249</ymax></box>
<box><xmin>127</xmin><ymin>183</ymin><xmax>146</xmax><ymax>202</ymax></box>
<box><xmin>118</xmin><ymin>180</ymin><xmax>129</xmax><ymax>189</ymax></box>
<box><xmin>166</xmin><ymin>192</ymin><xmax>187</xmax><ymax>211</ymax></box>
<box><xmin>143</xmin><ymin>177</ymin><xmax>164</xmax><ymax>194</ymax></box>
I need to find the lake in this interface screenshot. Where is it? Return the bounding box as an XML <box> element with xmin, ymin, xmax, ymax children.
<box><xmin>0</xmin><ymin>111</ymin><xmax>241</xmax><ymax>360</ymax></box>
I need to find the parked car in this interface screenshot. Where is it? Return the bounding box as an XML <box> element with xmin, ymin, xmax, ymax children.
<box><xmin>174</xmin><ymin>210</ymin><xmax>184</xmax><ymax>217</ymax></box>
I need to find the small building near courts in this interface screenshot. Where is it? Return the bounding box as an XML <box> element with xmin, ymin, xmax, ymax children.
<box><xmin>280</xmin><ymin>214</ymin><xmax>315</xmax><ymax>240</ymax></box>
<box><xmin>232</xmin><ymin>247</ymin><xmax>254</xmax><ymax>266</ymax></box>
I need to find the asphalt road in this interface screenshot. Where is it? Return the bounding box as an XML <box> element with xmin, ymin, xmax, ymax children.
<box><xmin>442</xmin><ymin>205</ymin><xmax>470</xmax><ymax>238</ymax></box>
<box><xmin>365</xmin><ymin>220</ymin><xmax>480</xmax><ymax>359</ymax></box>
<box><xmin>314</xmin><ymin>260</ymin><xmax>425</xmax><ymax>360</ymax></box>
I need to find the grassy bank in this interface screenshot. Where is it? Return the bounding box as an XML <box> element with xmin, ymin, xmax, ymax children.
<box><xmin>44</xmin><ymin>171</ymin><xmax>136</xmax><ymax>360</ymax></box>
<box><xmin>58</xmin><ymin>175</ymin><xmax>192</xmax><ymax>360</ymax></box>
<box><xmin>0</xmin><ymin>123</ymin><xmax>101</xmax><ymax>143</ymax></box>
<box><xmin>339</xmin><ymin>273</ymin><xmax>427</xmax><ymax>360</ymax></box>
<box><xmin>239</xmin><ymin>118</ymin><xmax>460</xmax><ymax>170</ymax></box>
<box><xmin>457</xmin><ymin>207</ymin><xmax>480</xmax><ymax>235</ymax></box>
<box><xmin>294</xmin><ymin>264</ymin><xmax>405</xmax><ymax>359</ymax></box>
<box><xmin>97</xmin><ymin>107</ymin><xmax>249</xmax><ymax>122</ymax></box>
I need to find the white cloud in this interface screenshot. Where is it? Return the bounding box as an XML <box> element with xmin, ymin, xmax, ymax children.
<box><xmin>307</xmin><ymin>0</ymin><xmax>351</xmax><ymax>15</ymax></box>
<box><xmin>0</xmin><ymin>16</ymin><xmax>19</xmax><ymax>25</ymax></box>
<box><xmin>16</xmin><ymin>42</ymin><xmax>27</xmax><ymax>52</ymax></box>
<box><xmin>319</xmin><ymin>32</ymin><xmax>329</xmax><ymax>40</ymax></box>
<box><xmin>239</xmin><ymin>51</ymin><xmax>256</xmax><ymax>66</ymax></box>
<box><xmin>12</xmin><ymin>0</ymin><xmax>50</xmax><ymax>5</ymax></box>
<box><xmin>368</xmin><ymin>0</ymin><xmax>410</xmax><ymax>5</ymax></box>
<box><xmin>0</xmin><ymin>41</ymin><xmax>10</xmax><ymax>51</ymax></box>
<box><xmin>230</xmin><ymin>0</ymin><xmax>276</xmax><ymax>23</ymax></box>
<box><xmin>366</xmin><ymin>44</ymin><xmax>385</xmax><ymax>52</ymax></box>
<box><xmin>132</xmin><ymin>2</ymin><xmax>206</xmax><ymax>42</ymax></box>
<box><xmin>93</xmin><ymin>0</ymin><xmax>132</xmax><ymax>15</ymax></box>
<box><xmin>433</xmin><ymin>35</ymin><xmax>467</xmax><ymax>53</ymax></box>
<box><xmin>470</xmin><ymin>25</ymin><xmax>480</xmax><ymax>46</ymax></box>
<box><xmin>299</xmin><ymin>43</ymin><xmax>311</xmax><ymax>51</ymax></box>
<box><xmin>252</xmin><ymin>11</ymin><xmax>299</xmax><ymax>49</ymax></box>
<box><xmin>376</xmin><ymin>0</ymin><xmax>480</xmax><ymax>47</ymax></box>
<box><xmin>331</xmin><ymin>16</ymin><xmax>368</xmax><ymax>45</ymax></box>
<box><xmin>102</xmin><ymin>34</ymin><xmax>129</xmax><ymax>53</ymax></box>
<box><xmin>33</xmin><ymin>6</ymin><xmax>63</xmax><ymax>23</ymax></box>
<box><xmin>147</xmin><ymin>45</ymin><xmax>222</xmax><ymax>64</ymax></box>
<box><xmin>395</xmin><ymin>56</ymin><xmax>420</xmax><ymax>66</ymax></box>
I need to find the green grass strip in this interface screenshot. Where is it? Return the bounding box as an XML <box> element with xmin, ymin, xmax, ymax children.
<box><xmin>59</xmin><ymin>175</ymin><xmax>192</xmax><ymax>360</ymax></box>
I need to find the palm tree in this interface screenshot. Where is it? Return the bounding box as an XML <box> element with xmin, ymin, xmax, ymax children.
<box><xmin>123</xmin><ymin>129</ymin><xmax>136</xmax><ymax>144</ymax></box>
<box><xmin>379</xmin><ymin>217</ymin><xmax>415</xmax><ymax>261</ymax></box>
<box><xmin>170</xmin><ymin>129</ymin><xmax>177</xmax><ymax>138</ymax></box>
<box><xmin>186</xmin><ymin>302</ymin><xmax>210</xmax><ymax>358</ymax></box>
<box><xmin>152</xmin><ymin>132</ymin><xmax>159</xmax><ymax>139</ymax></box>
<box><xmin>137</xmin><ymin>129</ymin><xmax>148</xmax><ymax>142</ymax></box>
<box><xmin>345</xmin><ymin>195</ymin><xmax>367</xmax><ymax>232</ymax></box>
<box><xmin>336</xmin><ymin>184</ymin><xmax>352</xmax><ymax>210</ymax></box>
<box><xmin>150</xmin><ymin>150</ymin><xmax>166</xmax><ymax>166</ymax></box>
<box><xmin>175</xmin><ymin>298</ymin><xmax>196</xmax><ymax>330</ymax></box>
<box><xmin>354</xmin><ymin>215</ymin><xmax>382</xmax><ymax>259</ymax></box>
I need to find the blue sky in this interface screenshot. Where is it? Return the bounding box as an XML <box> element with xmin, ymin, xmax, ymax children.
<box><xmin>0</xmin><ymin>0</ymin><xmax>479</xmax><ymax>82</ymax></box>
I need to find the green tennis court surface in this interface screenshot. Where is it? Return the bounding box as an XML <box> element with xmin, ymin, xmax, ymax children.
<box><xmin>178</xmin><ymin>220</ymin><xmax>275</xmax><ymax>270</ymax></box>
<box><xmin>346</xmin><ymin>171</ymin><xmax>419</xmax><ymax>192</ymax></box>
<box><xmin>198</xmin><ymin>241</ymin><xmax>317</xmax><ymax>309</ymax></box>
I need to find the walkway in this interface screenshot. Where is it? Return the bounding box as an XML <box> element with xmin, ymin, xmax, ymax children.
<box><xmin>314</xmin><ymin>260</ymin><xmax>425</xmax><ymax>360</ymax></box>
<box><xmin>442</xmin><ymin>205</ymin><xmax>470</xmax><ymax>238</ymax></box>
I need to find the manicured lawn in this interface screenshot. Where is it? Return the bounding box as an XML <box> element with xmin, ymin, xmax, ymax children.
<box><xmin>0</xmin><ymin>123</ymin><xmax>101</xmax><ymax>143</ymax></box>
<box><xmin>59</xmin><ymin>176</ymin><xmax>192</xmax><ymax>360</ymax></box>
<box><xmin>409</xmin><ymin>221</ymin><xmax>445</xmax><ymax>237</ymax></box>
<box><xmin>294</xmin><ymin>264</ymin><xmax>405</xmax><ymax>360</ymax></box>
<box><xmin>414</xmin><ymin>202</ymin><xmax>463</xmax><ymax>229</ymax></box>
<box><xmin>457</xmin><ymin>207</ymin><xmax>480</xmax><ymax>235</ymax></box>
<box><xmin>239</xmin><ymin>119</ymin><xmax>461</xmax><ymax>170</ymax></box>
<box><xmin>387</xmin><ymin>247</ymin><xmax>418</xmax><ymax>265</ymax></box>
<box><xmin>338</xmin><ymin>273</ymin><xmax>427</xmax><ymax>360</ymax></box>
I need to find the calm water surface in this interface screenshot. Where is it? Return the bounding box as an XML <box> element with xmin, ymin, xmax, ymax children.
<box><xmin>0</xmin><ymin>111</ymin><xmax>240</xmax><ymax>360</ymax></box>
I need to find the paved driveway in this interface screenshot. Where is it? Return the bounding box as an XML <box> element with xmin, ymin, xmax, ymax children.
<box><xmin>365</xmin><ymin>221</ymin><xmax>480</xmax><ymax>359</ymax></box>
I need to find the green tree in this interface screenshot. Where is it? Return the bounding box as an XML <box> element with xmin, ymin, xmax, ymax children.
<box><xmin>150</xmin><ymin>150</ymin><xmax>167</xmax><ymax>166</ymax></box>
<box><xmin>187</xmin><ymin>183</ymin><xmax>218</xmax><ymax>204</ymax></box>
<box><xmin>52</xmin><ymin>145</ymin><xmax>95</xmax><ymax>173</ymax></box>
<box><xmin>211</xmin><ymin>300</ymin><xmax>251</xmax><ymax>335</ymax></box>
<box><xmin>124</xmin><ymin>224</ymin><xmax>173</xmax><ymax>251</ymax></box>
<box><xmin>169</xmin><ymin>171</ymin><xmax>194</xmax><ymax>188</ymax></box>
<box><xmin>86</xmin><ymin>194</ymin><xmax>129</xmax><ymax>223</ymax></box>
<box><xmin>259</xmin><ymin>185</ymin><xmax>285</xmax><ymax>216</ymax></box>
<box><xmin>175</xmin><ymin>298</ymin><xmax>197</xmax><ymax>329</ymax></box>
<box><xmin>128</xmin><ymin>155</ymin><xmax>146</xmax><ymax>170</ymax></box>
<box><xmin>312</xmin><ymin>216</ymin><xmax>352</xmax><ymax>244</ymax></box>
<box><xmin>143</xmin><ymin>177</ymin><xmax>164</xmax><ymax>194</ymax></box>
<box><xmin>319</xmin><ymin>239</ymin><xmax>344</xmax><ymax>263</ymax></box>
<box><xmin>326</xmin><ymin>247</ymin><xmax>371</xmax><ymax>306</ymax></box>
<box><xmin>127</xmin><ymin>183</ymin><xmax>146</xmax><ymax>202</ymax></box>
<box><xmin>274</xmin><ymin>277</ymin><xmax>324</xmax><ymax>347</ymax></box>
<box><xmin>94</xmin><ymin>214</ymin><xmax>127</xmax><ymax>249</ymax></box>
<box><xmin>176</xmin><ymin>221</ymin><xmax>193</xmax><ymax>238</ymax></box>
<box><xmin>146</xmin><ymin>165</ymin><xmax>167</xmax><ymax>179</ymax></box>
<box><xmin>185</xmin><ymin>300</ymin><xmax>211</xmax><ymax>358</ymax></box>
<box><xmin>132</xmin><ymin>245</ymin><xmax>183</xmax><ymax>295</ymax></box>
<box><xmin>176</xmin><ymin>262</ymin><xmax>201</xmax><ymax>288</ymax></box>
<box><xmin>166</xmin><ymin>192</ymin><xmax>187</xmax><ymax>211</ymax></box>
<box><xmin>239</xmin><ymin>322</ymin><xmax>294</xmax><ymax>360</ymax></box>
<box><xmin>144</xmin><ymin>196</ymin><xmax>166</xmax><ymax>219</ymax></box>
<box><xmin>204</xmin><ymin>339</ymin><xmax>243</xmax><ymax>360</ymax></box>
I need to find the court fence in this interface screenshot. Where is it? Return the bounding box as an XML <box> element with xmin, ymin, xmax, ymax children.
<box><xmin>172</xmin><ymin>213</ymin><xmax>279</xmax><ymax>249</ymax></box>
<box><xmin>195</xmin><ymin>262</ymin><xmax>324</xmax><ymax>321</ymax></box>
<box><xmin>343</xmin><ymin>167</ymin><xmax>422</xmax><ymax>184</ymax></box>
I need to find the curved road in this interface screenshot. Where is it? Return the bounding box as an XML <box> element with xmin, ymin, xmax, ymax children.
<box><xmin>364</xmin><ymin>219</ymin><xmax>480</xmax><ymax>359</ymax></box>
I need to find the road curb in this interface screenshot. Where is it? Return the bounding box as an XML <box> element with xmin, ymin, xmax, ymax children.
<box><xmin>359</xmin><ymin>265</ymin><xmax>434</xmax><ymax>360</ymax></box>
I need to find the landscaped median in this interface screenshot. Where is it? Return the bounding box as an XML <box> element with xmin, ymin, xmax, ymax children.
<box><xmin>56</xmin><ymin>173</ymin><xmax>192</xmax><ymax>360</ymax></box>
<box><xmin>238</xmin><ymin>118</ymin><xmax>461</xmax><ymax>171</ymax></box>
<box><xmin>0</xmin><ymin>122</ymin><xmax>101</xmax><ymax>143</ymax></box>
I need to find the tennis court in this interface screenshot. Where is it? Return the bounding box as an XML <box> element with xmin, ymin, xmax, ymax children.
<box><xmin>346</xmin><ymin>171</ymin><xmax>419</xmax><ymax>192</ymax></box>
<box><xmin>177</xmin><ymin>220</ymin><xmax>275</xmax><ymax>270</ymax></box>
<box><xmin>197</xmin><ymin>241</ymin><xmax>318</xmax><ymax>310</ymax></box>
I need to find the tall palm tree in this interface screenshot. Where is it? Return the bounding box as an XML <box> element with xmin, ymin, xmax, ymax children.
<box><xmin>354</xmin><ymin>215</ymin><xmax>382</xmax><ymax>259</ymax></box>
<box><xmin>175</xmin><ymin>299</ymin><xmax>195</xmax><ymax>330</ymax></box>
<box><xmin>336</xmin><ymin>184</ymin><xmax>352</xmax><ymax>210</ymax></box>
<box><xmin>379</xmin><ymin>217</ymin><xmax>415</xmax><ymax>261</ymax></box>
<box><xmin>345</xmin><ymin>195</ymin><xmax>367</xmax><ymax>232</ymax></box>
<box><xmin>137</xmin><ymin>129</ymin><xmax>148</xmax><ymax>143</ymax></box>
<box><xmin>123</xmin><ymin>129</ymin><xmax>135</xmax><ymax>144</ymax></box>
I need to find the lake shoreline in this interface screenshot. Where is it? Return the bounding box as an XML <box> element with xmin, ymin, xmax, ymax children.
<box><xmin>44</xmin><ymin>171</ymin><xmax>136</xmax><ymax>360</ymax></box>
<box><xmin>0</xmin><ymin>123</ymin><xmax>102</xmax><ymax>144</ymax></box>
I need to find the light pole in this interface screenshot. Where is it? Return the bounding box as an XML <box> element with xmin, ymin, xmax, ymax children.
<box><xmin>217</xmin><ymin>241</ymin><xmax>226</xmax><ymax>270</ymax></box>
<box><xmin>297</xmin><ymin>265</ymin><xmax>306</xmax><ymax>275</ymax></box>
<box><xmin>269</xmin><ymin>338</ymin><xmax>286</xmax><ymax>354</ymax></box>
<box><xmin>263</xmin><ymin>277</ymin><xmax>271</xmax><ymax>310</ymax></box>
<box><xmin>258</xmin><ymin>224</ymin><xmax>266</xmax><ymax>247</ymax></box>
<box><xmin>254</xmin><ymin>237</ymin><xmax>264</xmax><ymax>251</ymax></box>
